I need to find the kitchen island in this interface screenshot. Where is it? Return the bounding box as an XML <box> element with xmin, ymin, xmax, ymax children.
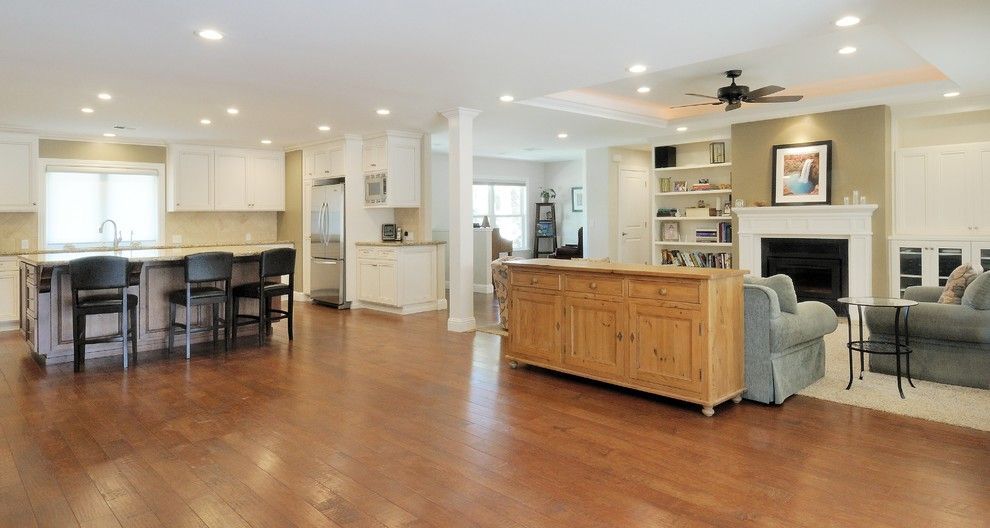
<box><xmin>504</xmin><ymin>258</ymin><xmax>746</xmax><ymax>416</ymax></box>
<box><xmin>355</xmin><ymin>241</ymin><xmax>446</xmax><ymax>314</ymax></box>
<box><xmin>19</xmin><ymin>243</ymin><xmax>292</xmax><ymax>365</ymax></box>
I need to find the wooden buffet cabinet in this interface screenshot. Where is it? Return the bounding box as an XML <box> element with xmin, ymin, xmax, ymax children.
<box><xmin>505</xmin><ymin>259</ymin><xmax>746</xmax><ymax>416</ymax></box>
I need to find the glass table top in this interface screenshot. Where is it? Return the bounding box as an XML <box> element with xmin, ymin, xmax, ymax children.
<box><xmin>837</xmin><ymin>297</ymin><xmax>919</xmax><ymax>308</ymax></box>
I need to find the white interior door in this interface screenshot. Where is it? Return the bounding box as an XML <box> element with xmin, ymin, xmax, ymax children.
<box><xmin>618</xmin><ymin>168</ymin><xmax>649</xmax><ymax>264</ymax></box>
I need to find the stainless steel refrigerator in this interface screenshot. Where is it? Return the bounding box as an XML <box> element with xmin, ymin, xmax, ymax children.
<box><xmin>310</xmin><ymin>177</ymin><xmax>349</xmax><ymax>308</ymax></box>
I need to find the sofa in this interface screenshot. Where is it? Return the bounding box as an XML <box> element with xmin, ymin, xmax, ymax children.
<box><xmin>865</xmin><ymin>279</ymin><xmax>990</xmax><ymax>389</ymax></box>
<box><xmin>743</xmin><ymin>276</ymin><xmax>839</xmax><ymax>404</ymax></box>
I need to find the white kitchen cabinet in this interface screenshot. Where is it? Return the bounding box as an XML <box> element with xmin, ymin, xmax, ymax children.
<box><xmin>0</xmin><ymin>133</ymin><xmax>38</xmax><ymax>212</ymax></box>
<box><xmin>306</xmin><ymin>141</ymin><xmax>346</xmax><ymax>180</ymax></box>
<box><xmin>0</xmin><ymin>259</ymin><xmax>20</xmax><ymax>330</ymax></box>
<box><xmin>167</xmin><ymin>144</ymin><xmax>284</xmax><ymax>212</ymax></box>
<box><xmin>894</xmin><ymin>142</ymin><xmax>990</xmax><ymax>236</ymax></box>
<box><xmin>889</xmin><ymin>239</ymin><xmax>983</xmax><ymax>297</ymax></box>
<box><xmin>355</xmin><ymin>243</ymin><xmax>445</xmax><ymax>314</ymax></box>
<box><xmin>362</xmin><ymin>131</ymin><xmax>422</xmax><ymax>208</ymax></box>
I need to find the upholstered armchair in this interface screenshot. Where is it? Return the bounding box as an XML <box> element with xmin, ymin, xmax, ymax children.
<box><xmin>491</xmin><ymin>256</ymin><xmax>523</xmax><ymax>330</ymax></box>
<box><xmin>743</xmin><ymin>275</ymin><xmax>838</xmax><ymax>404</ymax></box>
<box><xmin>492</xmin><ymin>228</ymin><xmax>513</xmax><ymax>258</ymax></box>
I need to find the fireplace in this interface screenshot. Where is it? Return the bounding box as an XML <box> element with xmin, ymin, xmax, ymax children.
<box><xmin>761</xmin><ymin>238</ymin><xmax>848</xmax><ymax>314</ymax></box>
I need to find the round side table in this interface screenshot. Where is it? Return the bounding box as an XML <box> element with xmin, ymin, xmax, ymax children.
<box><xmin>837</xmin><ymin>297</ymin><xmax>919</xmax><ymax>399</ymax></box>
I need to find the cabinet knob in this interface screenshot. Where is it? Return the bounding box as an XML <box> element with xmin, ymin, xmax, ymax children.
<box><xmin>589</xmin><ymin>282</ymin><xmax>597</xmax><ymax>289</ymax></box>
<box><xmin>659</xmin><ymin>288</ymin><xmax>668</xmax><ymax>296</ymax></box>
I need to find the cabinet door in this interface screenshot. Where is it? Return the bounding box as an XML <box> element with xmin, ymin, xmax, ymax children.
<box><xmin>328</xmin><ymin>146</ymin><xmax>346</xmax><ymax>177</ymax></box>
<box><xmin>0</xmin><ymin>271</ymin><xmax>18</xmax><ymax>323</ymax></box>
<box><xmin>926</xmin><ymin>149</ymin><xmax>970</xmax><ymax>233</ymax></box>
<box><xmin>378</xmin><ymin>263</ymin><xmax>397</xmax><ymax>306</ymax></box>
<box><xmin>894</xmin><ymin>151</ymin><xmax>929</xmax><ymax>235</ymax></box>
<box><xmin>214</xmin><ymin>151</ymin><xmax>249</xmax><ymax>210</ymax></box>
<box><xmin>386</xmin><ymin>140</ymin><xmax>421</xmax><ymax>207</ymax></box>
<box><xmin>892</xmin><ymin>243</ymin><xmax>924</xmax><ymax>297</ymax></box>
<box><xmin>972</xmin><ymin>243</ymin><xmax>990</xmax><ymax>272</ymax></box>
<box><xmin>562</xmin><ymin>296</ymin><xmax>626</xmax><ymax>377</ymax></box>
<box><xmin>172</xmin><ymin>149</ymin><xmax>214</xmax><ymax>211</ymax></box>
<box><xmin>509</xmin><ymin>289</ymin><xmax>562</xmax><ymax>364</ymax></box>
<box><xmin>363</xmin><ymin>143</ymin><xmax>385</xmax><ymax>172</ymax></box>
<box><xmin>930</xmin><ymin>243</ymin><xmax>970</xmax><ymax>287</ymax></box>
<box><xmin>313</xmin><ymin>151</ymin><xmax>331</xmax><ymax>179</ymax></box>
<box><xmin>356</xmin><ymin>260</ymin><xmax>380</xmax><ymax>303</ymax></box>
<box><xmin>972</xmin><ymin>147</ymin><xmax>990</xmax><ymax>233</ymax></box>
<box><xmin>627</xmin><ymin>303</ymin><xmax>704</xmax><ymax>394</ymax></box>
<box><xmin>250</xmin><ymin>154</ymin><xmax>285</xmax><ymax>211</ymax></box>
<box><xmin>0</xmin><ymin>141</ymin><xmax>33</xmax><ymax>210</ymax></box>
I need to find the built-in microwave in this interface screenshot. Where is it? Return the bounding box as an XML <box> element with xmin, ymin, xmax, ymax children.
<box><xmin>365</xmin><ymin>172</ymin><xmax>387</xmax><ymax>205</ymax></box>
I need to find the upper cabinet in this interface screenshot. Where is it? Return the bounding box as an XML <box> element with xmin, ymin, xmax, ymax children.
<box><xmin>306</xmin><ymin>141</ymin><xmax>346</xmax><ymax>180</ymax></box>
<box><xmin>894</xmin><ymin>142</ymin><xmax>990</xmax><ymax>236</ymax></box>
<box><xmin>168</xmin><ymin>144</ymin><xmax>284</xmax><ymax>212</ymax></box>
<box><xmin>0</xmin><ymin>133</ymin><xmax>38</xmax><ymax>212</ymax></box>
<box><xmin>363</xmin><ymin>131</ymin><xmax>422</xmax><ymax>208</ymax></box>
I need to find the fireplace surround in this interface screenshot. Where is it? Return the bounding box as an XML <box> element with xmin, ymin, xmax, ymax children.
<box><xmin>761</xmin><ymin>238</ymin><xmax>848</xmax><ymax>313</ymax></box>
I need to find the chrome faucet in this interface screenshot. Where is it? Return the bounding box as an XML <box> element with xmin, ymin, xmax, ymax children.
<box><xmin>99</xmin><ymin>219</ymin><xmax>123</xmax><ymax>250</ymax></box>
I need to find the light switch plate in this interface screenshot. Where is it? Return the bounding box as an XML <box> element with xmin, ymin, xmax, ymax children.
<box><xmin>245</xmin><ymin>233</ymin><xmax>252</xmax><ymax>241</ymax></box>
<box><xmin>20</xmin><ymin>239</ymin><xmax>29</xmax><ymax>250</ymax></box>
<box><xmin>172</xmin><ymin>235</ymin><xmax>182</xmax><ymax>244</ymax></box>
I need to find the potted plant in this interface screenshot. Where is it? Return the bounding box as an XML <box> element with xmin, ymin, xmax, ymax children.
<box><xmin>539</xmin><ymin>187</ymin><xmax>557</xmax><ymax>203</ymax></box>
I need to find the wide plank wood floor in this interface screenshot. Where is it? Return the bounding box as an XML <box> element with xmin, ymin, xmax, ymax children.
<box><xmin>0</xmin><ymin>300</ymin><xmax>987</xmax><ymax>527</ymax></box>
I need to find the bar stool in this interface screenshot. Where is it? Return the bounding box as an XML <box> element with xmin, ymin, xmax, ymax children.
<box><xmin>69</xmin><ymin>256</ymin><xmax>138</xmax><ymax>372</ymax></box>
<box><xmin>166</xmin><ymin>252</ymin><xmax>234</xmax><ymax>359</ymax></box>
<box><xmin>233</xmin><ymin>248</ymin><xmax>296</xmax><ymax>345</ymax></box>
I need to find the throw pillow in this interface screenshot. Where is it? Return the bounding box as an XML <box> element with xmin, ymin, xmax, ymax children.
<box><xmin>938</xmin><ymin>264</ymin><xmax>978</xmax><ymax>304</ymax></box>
<box><xmin>744</xmin><ymin>274</ymin><xmax>799</xmax><ymax>314</ymax></box>
<box><xmin>962</xmin><ymin>271</ymin><xmax>990</xmax><ymax>310</ymax></box>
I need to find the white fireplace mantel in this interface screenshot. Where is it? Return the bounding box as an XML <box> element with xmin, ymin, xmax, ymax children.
<box><xmin>734</xmin><ymin>204</ymin><xmax>879</xmax><ymax>298</ymax></box>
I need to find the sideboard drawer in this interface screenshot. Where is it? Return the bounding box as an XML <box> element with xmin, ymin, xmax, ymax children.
<box><xmin>511</xmin><ymin>271</ymin><xmax>561</xmax><ymax>290</ymax></box>
<box><xmin>564</xmin><ymin>275</ymin><xmax>623</xmax><ymax>296</ymax></box>
<box><xmin>628</xmin><ymin>279</ymin><xmax>701</xmax><ymax>304</ymax></box>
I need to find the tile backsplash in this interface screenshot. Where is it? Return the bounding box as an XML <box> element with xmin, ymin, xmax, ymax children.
<box><xmin>0</xmin><ymin>213</ymin><xmax>38</xmax><ymax>253</ymax></box>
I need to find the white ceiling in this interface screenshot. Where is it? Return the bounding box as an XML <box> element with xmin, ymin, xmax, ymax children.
<box><xmin>0</xmin><ymin>1</ymin><xmax>987</xmax><ymax>160</ymax></box>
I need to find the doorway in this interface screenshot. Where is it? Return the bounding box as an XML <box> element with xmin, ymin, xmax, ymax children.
<box><xmin>618</xmin><ymin>167</ymin><xmax>649</xmax><ymax>264</ymax></box>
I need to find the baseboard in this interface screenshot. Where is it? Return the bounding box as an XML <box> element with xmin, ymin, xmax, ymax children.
<box><xmin>358</xmin><ymin>299</ymin><xmax>445</xmax><ymax>316</ymax></box>
<box><xmin>447</xmin><ymin>316</ymin><xmax>476</xmax><ymax>332</ymax></box>
<box><xmin>0</xmin><ymin>320</ymin><xmax>20</xmax><ymax>332</ymax></box>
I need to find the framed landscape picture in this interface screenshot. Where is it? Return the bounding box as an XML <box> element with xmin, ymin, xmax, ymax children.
<box><xmin>571</xmin><ymin>187</ymin><xmax>584</xmax><ymax>212</ymax></box>
<box><xmin>771</xmin><ymin>140</ymin><xmax>832</xmax><ymax>205</ymax></box>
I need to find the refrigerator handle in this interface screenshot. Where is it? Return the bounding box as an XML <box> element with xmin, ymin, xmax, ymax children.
<box><xmin>316</xmin><ymin>200</ymin><xmax>325</xmax><ymax>241</ymax></box>
<box><xmin>322</xmin><ymin>202</ymin><xmax>330</xmax><ymax>246</ymax></box>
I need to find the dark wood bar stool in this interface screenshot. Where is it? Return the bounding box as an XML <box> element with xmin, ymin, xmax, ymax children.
<box><xmin>233</xmin><ymin>248</ymin><xmax>296</xmax><ymax>345</ymax></box>
<box><xmin>69</xmin><ymin>256</ymin><xmax>138</xmax><ymax>372</ymax></box>
<box><xmin>166</xmin><ymin>251</ymin><xmax>234</xmax><ymax>359</ymax></box>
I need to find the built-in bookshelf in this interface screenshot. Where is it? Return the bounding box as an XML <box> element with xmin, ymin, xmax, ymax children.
<box><xmin>651</xmin><ymin>139</ymin><xmax>734</xmax><ymax>268</ymax></box>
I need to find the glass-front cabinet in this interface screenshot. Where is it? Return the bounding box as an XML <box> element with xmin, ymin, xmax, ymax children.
<box><xmin>890</xmin><ymin>240</ymin><xmax>978</xmax><ymax>297</ymax></box>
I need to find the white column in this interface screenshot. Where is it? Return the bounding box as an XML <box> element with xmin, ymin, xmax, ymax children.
<box><xmin>441</xmin><ymin>107</ymin><xmax>481</xmax><ymax>332</ymax></box>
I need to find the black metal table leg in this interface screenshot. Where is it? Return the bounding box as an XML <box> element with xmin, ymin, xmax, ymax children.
<box><xmin>858</xmin><ymin>305</ymin><xmax>865</xmax><ymax>380</ymax></box>
<box><xmin>894</xmin><ymin>306</ymin><xmax>905</xmax><ymax>399</ymax></box>
<box><xmin>845</xmin><ymin>310</ymin><xmax>854</xmax><ymax>390</ymax></box>
<box><xmin>905</xmin><ymin>305</ymin><xmax>915</xmax><ymax>388</ymax></box>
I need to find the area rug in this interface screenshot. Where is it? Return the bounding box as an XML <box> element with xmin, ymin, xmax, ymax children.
<box><xmin>799</xmin><ymin>323</ymin><xmax>990</xmax><ymax>431</ymax></box>
<box><xmin>476</xmin><ymin>324</ymin><xmax>508</xmax><ymax>337</ymax></box>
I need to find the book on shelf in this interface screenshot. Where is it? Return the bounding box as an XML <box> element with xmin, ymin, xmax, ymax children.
<box><xmin>717</xmin><ymin>221</ymin><xmax>732</xmax><ymax>243</ymax></box>
<box><xmin>659</xmin><ymin>249</ymin><xmax>733</xmax><ymax>269</ymax></box>
<box><xmin>694</xmin><ymin>229</ymin><xmax>718</xmax><ymax>243</ymax></box>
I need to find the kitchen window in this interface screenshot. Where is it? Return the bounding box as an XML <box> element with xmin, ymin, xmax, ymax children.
<box><xmin>44</xmin><ymin>164</ymin><xmax>162</xmax><ymax>248</ymax></box>
<box><xmin>472</xmin><ymin>182</ymin><xmax>526</xmax><ymax>250</ymax></box>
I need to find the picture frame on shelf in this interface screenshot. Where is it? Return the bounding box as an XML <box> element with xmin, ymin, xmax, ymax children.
<box><xmin>771</xmin><ymin>140</ymin><xmax>832</xmax><ymax>205</ymax></box>
<box><xmin>536</xmin><ymin>220</ymin><xmax>555</xmax><ymax>237</ymax></box>
<box><xmin>659</xmin><ymin>177</ymin><xmax>672</xmax><ymax>193</ymax></box>
<box><xmin>672</xmin><ymin>180</ymin><xmax>687</xmax><ymax>192</ymax></box>
<box><xmin>660</xmin><ymin>221</ymin><xmax>680</xmax><ymax>241</ymax></box>
<box><xmin>571</xmin><ymin>187</ymin><xmax>584</xmax><ymax>212</ymax></box>
<box><xmin>710</xmin><ymin>142</ymin><xmax>726</xmax><ymax>164</ymax></box>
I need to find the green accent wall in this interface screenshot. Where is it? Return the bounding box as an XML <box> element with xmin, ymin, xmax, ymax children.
<box><xmin>39</xmin><ymin>139</ymin><xmax>166</xmax><ymax>163</ymax></box>
<box><xmin>278</xmin><ymin>150</ymin><xmax>304</xmax><ymax>281</ymax></box>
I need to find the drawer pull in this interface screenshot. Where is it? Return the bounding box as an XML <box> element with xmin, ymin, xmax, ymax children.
<box><xmin>589</xmin><ymin>282</ymin><xmax>597</xmax><ymax>289</ymax></box>
<box><xmin>659</xmin><ymin>288</ymin><xmax>668</xmax><ymax>296</ymax></box>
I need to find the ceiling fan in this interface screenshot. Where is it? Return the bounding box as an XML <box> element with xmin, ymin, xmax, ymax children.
<box><xmin>671</xmin><ymin>70</ymin><xmax>803</xmax><ymax>111</ymax></box>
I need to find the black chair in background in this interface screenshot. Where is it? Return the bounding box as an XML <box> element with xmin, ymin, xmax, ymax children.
<box><xmin>166</xmin><ymin>251</ymin><xmax>234</xmax><ymax>359</ymax></box>
<box><xmin>551</xmin><ymin>227</ymin><xmax>584</xmax><ymax>259</ymax></box>
<box><xmin>233</xmin><ymin>248</ymin><xmax>296</xmax><ymax>345</ymax></box>
<box><xmin>69</xmin><ymin>256</ymin><xmax>138</xmax><ymax>372</ymax></box>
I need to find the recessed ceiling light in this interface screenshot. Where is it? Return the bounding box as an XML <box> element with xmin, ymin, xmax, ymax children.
<box><xmin>838</xmin><ymin>46</ymin><xmax>857</xmax><ymax>55</ymax></box>
<box><xmin>627</xmin><ymin>64</ymin><xmax>647</xmax><ymax>73</ymax></box>
<box><xmin>97</xmin><ymin>93</ymin><xmax>112</xmax><ymax>101</ymax></box>
<box><xmin>557</xmin><ymin>133</ymin><xmax>568</xmax><ymax>139</ymax></box>
<box><xmin>637</xmin><ymin>86</ymin><xmax>651</xmax><ymax>94</ymax></box>
<box><xmin>200</xmin><ymin>118</ymin><xmax>212</xmax><ymax>125</ymax></box>
<box><xmin>376</xmin><ymin>108</ymin><xmax>391</xmax><ymax>116</ymax></box>
<box><xmin>81</xmin><ymin>107</ymin><xmax>94</xmax><ymax>113</ymax></box>
<box><xmin>835</xmin><ymin>16</ymin><xmax>861</xmax><ymax>27</ymax></box>
<box><xmin>197</xmin><ymin>29</ymin><xmax>224</xmax><ymax>40</ymax></box>
<box><xmin>318</xmin><ymin>125</ymin><xmax>331</xmax><ymax>131</ymax></box>
<box><xmin>226</xmin><ymin>107</ymin><xmax>239</xmax><ymax>115</ymax></box>
<box><xmin>499</xmin><ymin>94</ymin><xmax>515</xmax><ymax>103</ymax></box>
<box><xmin>260</xmin><ymin>139</ymin><xmax>272</xmax><ymax>145</ymax></box>
<box><xmin>676</xmin><ymin>126</ymin><xmax>688</xmax><ymax>132</ymax></box>
<box><xmin>103</xmin><ymin>133</ymin><xmax>116</xmax><ymax>137</ymax></box>
<box><xmin>943</xmin><ymin>91</ymin><xmax>961</xmax><ymax>98</ymax></box>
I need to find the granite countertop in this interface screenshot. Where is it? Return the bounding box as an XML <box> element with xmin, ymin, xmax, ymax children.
<box><xmin>355</xmin><ymin>240</ymin><xmax>447</xmax><ymax>247</ymax></box>
<box><xmin>18</xmin><ymin>242</ymin><xmax>294</xmax><ymax>266</ymax></box>
<box><xmin>0</xmin><ymin>240</ymin><xmax>295</xmax><ymax>258</ymax></box>
<box><xmin>505</xmin><ymin>258</ymin><xmax>747</xmax><ymax>279</ymax></box>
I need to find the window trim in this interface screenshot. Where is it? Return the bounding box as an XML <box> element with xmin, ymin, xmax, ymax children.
<box><xmin>38</xmin><ymin>158</ymin><xmax>166</xmax><ymax>249</ymax></box>
<box><xmin>472</xmin><ymin>180</ymin><xmax>527</xmax><ymax>250</ymax></box>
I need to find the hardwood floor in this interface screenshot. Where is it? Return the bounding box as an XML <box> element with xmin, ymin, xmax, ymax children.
<box><xmin>0</xmin><ymin>302</ymin><xmax>987</xmax><ymax>528</ymax></box>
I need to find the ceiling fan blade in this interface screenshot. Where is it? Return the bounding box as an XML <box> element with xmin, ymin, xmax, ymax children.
<box><xmin>746</xmin><ymin>95</ymin><xmax>804</xmax><ymax>103</ymax></box>
<box><xmin>725</xmin><ymin>102</ymin><xmax>741</xmax><ymax>112</ymax></box>
<box><xmin>744</xmin><ymin>85</ymin><xmax>785</xmax><ymax>99</ymax></box>
<box><xmin>684</xmin><ymin>93</ymin><xmax>720</xmax><ymax>100</ymax></box>
<box><xmin>670</xmin><ymin>102</ymin><xmax>723</xmax><ymax>109</ymax></box>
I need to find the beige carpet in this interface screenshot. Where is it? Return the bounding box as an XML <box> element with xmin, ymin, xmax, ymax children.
<box><xmin>476</xmin><ymin>324</ymin><xmax>508</xmax><ymax>337</ymax></box>
<box><xmin>799</xmin><ymin>323</ymin><xmax>990</xmax><ymax>431</ymax></box>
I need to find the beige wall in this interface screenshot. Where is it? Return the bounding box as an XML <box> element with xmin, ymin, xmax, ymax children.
<box><xmin>39</xmin><ymin>139</ymin><xmax>166</xmax><ymax>163</ymax></box>
<box><xmin>0</xmin><ymin>212</ymin><xmax>38</xmax><ymax>254</ymax></box>
<box><xmin>277</xmin><ymin>150</ymin><xmax>304</xmax><ymax>279</ymax></box>
<box><xmin>897</xmin><ymin>109</ymin><xmax>990</xmax><ymax>148</ymax></box>
<box><xmin>730</xmin><ymin>105</ymin><xmax>892</xmax><ymax>294</ymax></box>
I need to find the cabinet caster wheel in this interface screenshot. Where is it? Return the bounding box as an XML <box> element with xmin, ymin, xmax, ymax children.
<box><xmin>508</xmin><ymin>360</ymin><xmax>519</xmax><ymax>369</ymax></box>
<box><xmin>701</xmin><ymin>406</ymin><xmax>715</xmax><ymax>417</ymax></box>
<box><xmin>732</xmin><ymin>396</ymin><xmax>742</xmax><ymax>403</ymax></box>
